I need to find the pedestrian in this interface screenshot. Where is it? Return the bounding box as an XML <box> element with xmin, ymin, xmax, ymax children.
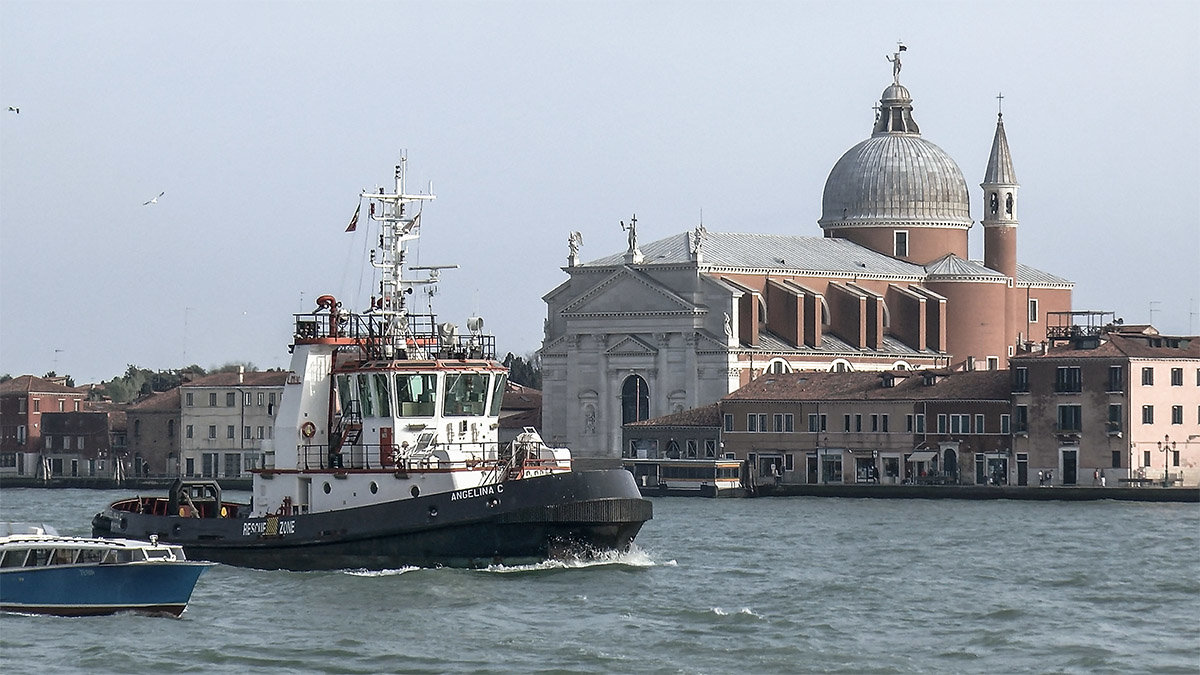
<box><xmin>1093</xmin><ymin>469</ymin><xmax>1099</xmax><ymax>486</ymax></box>
<box><xmin>1038</xmin><ymin>470</ymin><xmax>1044</xmax><ymax>487</ymax></box>
<box><xmin>1100</xmin><ymin>470</ymin><xmax>1106</xmax><ymax>487</ymax></box>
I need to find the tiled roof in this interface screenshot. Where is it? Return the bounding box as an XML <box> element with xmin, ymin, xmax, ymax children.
<box><xmin>925</xmin><ymin>255</ymin><xmax>1007</xmax><ymax>280</ymax></box>
<box><xmin>498</xmin><ymin>407</ymin><xmax>541</xmax><ymax>429</ymax></box>
<box><xmin>181</xmin><ymin>371</ymin><xmax>289</xmax><ymax>388</ymax></box>
<box><xmin>0</xmin><ymin>375</ymin><xmax>85</xmax><ymax>396</ymax></box>
<box><xmin>582</xmin><ymin>232</ymin><xmax>927</xmax><ymax>278</ymax></box>
<box><xmin>627</xmin><ymin>402</ymin><xmax>722</xmax><ymax>428</ymax></box>
<box><xmin>1015</xmin><ymin>333</ymin><xmax>1199</xmax><ymax>360</ymax></box>
<box><xmin>724</xmin><ymin>369</ymin><xmax>1011</xmax><ymax>402</ymax></box>
<box><xmin>1015</xmin><ymin>262</ymin><xmax>1072</xmax><ymax>288</ymax></box>
<box><xmin>127</xmin><ymin>387</ymin><xmax>182</xmax><ymax>412</ymax></box>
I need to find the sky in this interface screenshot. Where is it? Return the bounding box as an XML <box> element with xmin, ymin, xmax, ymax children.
<box><xmin>1</xmin><ymin>1</ymin><xmax>1197</xmax><ymax>384</ymax></box>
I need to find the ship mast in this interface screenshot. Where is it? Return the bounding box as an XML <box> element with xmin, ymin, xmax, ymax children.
<box><xmin>362</xmin><ymin>156</ymin><xmax>451</xmax><ymax>359</ymax></box>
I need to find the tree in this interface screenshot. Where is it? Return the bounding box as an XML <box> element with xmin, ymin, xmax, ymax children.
<box><xmin>502</xmin><ymin>352</ymin><xmax>541</xmax><ymax>389</ymax></box>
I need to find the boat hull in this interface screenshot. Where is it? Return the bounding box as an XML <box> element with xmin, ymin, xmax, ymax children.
<box><xmin>93</xmin><ymin>470</ymin><xmax>652</xmax><ymax>570</ymax></box>
<box><xmin>0</xmin><ymin>562</ymin><xmax>211</xmax><ymax>617</ymax></box>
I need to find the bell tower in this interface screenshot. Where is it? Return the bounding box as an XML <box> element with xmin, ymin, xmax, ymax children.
<box><xmin>982</xmin><ymin>96</ymin><xmax>1018</xmax><ymax>279</ymax></box>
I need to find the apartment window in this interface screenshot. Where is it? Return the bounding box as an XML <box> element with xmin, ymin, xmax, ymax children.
<box><xmin>937</xmin><ymin>414</ymin><xmax>948</xmax><ymax>434</ymax></box>
<box><xmin>1014</xmin><ymin>406</ymin><xmax>1028</xmax><ymax>433</ymax></box>
<box><xmin>18</xmin><ymin>399</ymin><xmax>26</xmax><ymax>413</ymax></box>
<box><xmin>808</xmin><ymin>414</ymin><xmax>826</xmax><ymax>432</ymax></box>
<box><xmin>1171</xmin><ymin>406</ymin><xmax>1183</xmax><ymax>424</ymax></box>
<box><xmin>881</xmin><ymin>414</ymin><xmax>889</xmax><ymax>433</ymax></box>
<box><xmin>1107</xmin><ymin>366</ymin><xmax>1123</xmax><ymax>392</ymax></box>
<box><xmin>749</xmin><ymin>413</ymin><xmax>766</xmax><ymax>432</ymax></box>
<box><xmin>257</xmin><ymin>426</ymin><xmax>264</xmax><ymax>439</ymax></box>
<box><xmin>269</xmin><ymin>393</ymin><xmax>277</xmax><ymax>406</ymax></box>
<box><xmin>1143</xmin><ymin>450</ymin><xmax>1151</xmax><ymax>467</ymax></box>
<box><xmin>870</xmin><ymin>414</ymin><xmax>879</xmax><ymax>432</ymax></box>
<box><xmin>1013</xmin><ymin>367</ymin><xmax>1029</xmax><ymax>392</ymax></box>
<box><xmin>1057</xmin><ymin>405</ymin><xmax>1082</xmax><ymax>432</ymax></box>
<box><xmin>844</xmin><ymin>414</ymin><xmax>852</xmax><ymax>432</ymax></box>
<box><xmin>855</xmin><ymin>414</ymin><xmax>863</xmax><ymax>432</ymax></box>
<box><xmin>915</xmin><ymin>414</ymin><xmax>925</xmax><ymax>434</ymax></box>
<box><xmin>906</xmin><ymin>414</ymin><xmax>914</xmax><ymax>432</ymax></box>
<box><xmin>186</xmin><ymin>425</ymin><xmax>194</xmax><ymax>439</ymax></box>
<box><xmin>987</xmin><ymin>357</ymin><xmax>999</xmax><ymax>371</ymax></box>
<box><xmin>208</xmin><ymin>425</ymin><xmax>217</xmax><ymax>439</ymax></box>
<box><xmin>1107</xmin><ymin>404</ymin><xmax>1122</xmax><ymax>433</ymax></box>
<box><xmin>974</xmin><ymin>414</ymin><xmax>985</xmax><ymax>433</ymax></box>
<box><xmin>783</xmin><ymin>414</ymin><xmax>794</xmax><ymax>433</ymax></box>
<box><xmin>58</xmin><ymin>399</ymin><xmax>65</xmax><ymax>412</ymax></box>
<box><xmin>1000</xmin><ymin>414</ymin><xmax>1011</xmax><ymax>434</ymax></box>
<box><xmin>774</xmin><ymin>414</ymin><xmax>784</xmax><ymax>432</ymax></box>
<box><xmin>686</xmin><ymin>439</ymin><xmax>698</xmax><ymax>458</ymax></box>
<box><xmin>950</xmin><ymin>414</ymin><xmax>971</xmax><ymax>434</ymax></box>
<box><xmin>894</xmin><ymin>230</ymin><xmax>909</xmax><ymax>258</ymax></box>
<box><xmin>243</xmin><ymin>426</ymin><xmax>252</xmax><ymax>439</ymax></box>
<box><xmin>244</xmin><ymin>392</ymin><xmax>253</xmax><ymax>405</ymax></box>
<box><xmin>1171</xmin><ymin>368</ymin><xmax>1183</xmax><ymax>386</ymax></box>
<box><xmin>1055</xmin><ymin>366</ymin><xmax>1082</xmax><ymax>393</ymax></box>
<box><xmin>705</xmin><ymin>440</ymin><xmax>716</xmax><ymax>458</ymax></box>
<box><xmin>724</xmin><ymin>414</ymin><xmax>734</xmax><ymax>432</ymax></box>
<box><xmin>1173</xmin><ymin>451</ymin><xmax>1180</xmax><ymax>467</ymax></box>
<box><xmin>1141</xmin><ymin>367</ymin><xmax>1154</xmax><ymax>386</ymax></box>
<box><xmin>209</xmin><ymin>393</ymin><xmax>217</xmax><ymax>407</ymax></box>
<box><xmin>226</xmin><ymin>392</ymin><xmax>236</xmax><ymax>407</ymax></box>
<box><xmin>258</xmin><ymin>392</ymin><xmax>265</xmax><ymax>406</ymax></box>
<box><xmin>186</xmin><ymin>392</ymin><xmax>194</xmax><ymax>406</ymax></box>
<box><xmin>33</xmin><ymin>399</ymin><xmax>40</xmax><ymax>412</ymax></box>
<box><xmin>1142</xmin><ymin>405</ymin><xmax>1154</xmax><ymax>424</ymax></box>
<box><xmin>1028</xmin><ymin>298</ymin><xmax>1039</xmax><ymax>323</ymax></box>
<box><xmin>1111</xmin><ymin>451</ymin><xmax>1121</xmax><ymax>469</ymax></box>
<box><xmin>226</xmin><ymin>425</ymin><xmax>235</xmax><ymax>439</ymax></box>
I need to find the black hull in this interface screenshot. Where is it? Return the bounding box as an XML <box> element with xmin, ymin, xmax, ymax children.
<box><xmin>92</xmin><ymin>470</ymin><xmax>652</xmax><ymax>570</ymax></box>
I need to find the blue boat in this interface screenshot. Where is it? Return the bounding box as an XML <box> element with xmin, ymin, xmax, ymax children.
<box><xmin>0</xmin><ymin>524</ymin><xmax>213</xmax><ymax>617</ymax></box>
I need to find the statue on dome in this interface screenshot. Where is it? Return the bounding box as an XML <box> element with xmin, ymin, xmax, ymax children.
<box><xmin>886</xmin><ymin>43</ymin><xmax>907</xmax><ymax>84</ymax></box>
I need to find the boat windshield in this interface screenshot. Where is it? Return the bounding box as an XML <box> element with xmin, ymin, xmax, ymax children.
<box><xmin>0</xmin><ymin>550</ymin><xmax>28</xmax><ymax>567</ymax></box>
<box><xmin>397</xmin><ymin>374</ymin><xmax>437</xmax><ymax>417</ymax></box>
<box><xmin>489</xmin><ymin>373</ymin><xmax>507</xmax><ymax>417</ymax></box>
<box><xmin>443</xmin><ymin>373</ymin><xmax>488</xmax><ymax>417</ymax></box>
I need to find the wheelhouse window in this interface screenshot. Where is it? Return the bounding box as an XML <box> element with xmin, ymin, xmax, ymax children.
<box><xmin>397</xmin><ymin>374</ymin><xmax>438</xmax><ymax>416</ymax></box>
<box><xmin>372</xmin><ymin>373</ymin><xmax>392</xmax><ymax>417</ymax></box>
<box><xmin>443</xmin><ymin>373</ymin><xmax>488</xmax><ymax>416</ymax></box>
<box><xmin>488</xmin><ymin>373</ymin><xmax>508</xmax><ymax>417</ymax></box>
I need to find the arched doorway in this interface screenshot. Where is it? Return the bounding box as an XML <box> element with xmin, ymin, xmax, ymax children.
<box><xmin>621</xmin><ymin>374</ymin><xmax>650</xmax><ymax>424</ymax></box>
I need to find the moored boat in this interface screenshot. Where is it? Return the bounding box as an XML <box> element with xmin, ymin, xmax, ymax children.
<box><xmin>92</xmin><ymin>158</ymin><xmax>651</xmax><ymax>570</ymax></box>
<box><xmin>0</xmin><ymin>524</ymin><xmax>212</xmax><ymax>617</ymax></box>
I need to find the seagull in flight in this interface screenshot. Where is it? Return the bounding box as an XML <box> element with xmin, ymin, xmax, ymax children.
<box><xmin>6</xmin><ymin>107</ymin><xmax>17</xmax><ymax>114</ymax></box>
<box><xmin>143</xmin><ymin>191</ymin><xmax>164</xmax><ymax>206</ymax></box>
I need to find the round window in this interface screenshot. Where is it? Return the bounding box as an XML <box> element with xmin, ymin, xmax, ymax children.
<box><xmin>323</xmin><ymin>482</ymin><xmax>331</xmax><ymax>494</ymax></box>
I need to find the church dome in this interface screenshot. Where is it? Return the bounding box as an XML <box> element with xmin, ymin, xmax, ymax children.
<box><xmin>819</xmin><ymin>84</ymin><xmax>972</xmax><ymax>230</ymax></box>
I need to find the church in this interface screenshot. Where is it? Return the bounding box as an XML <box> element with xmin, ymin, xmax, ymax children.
<box><xmin>540</xmin><ymin>56</ymin><xmax>1073</xmax><ymax>459</ymax></box>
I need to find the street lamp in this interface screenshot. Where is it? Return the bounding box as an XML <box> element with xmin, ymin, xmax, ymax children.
<box><xmin>1157</xmin><ymin>434</ymin><xmax>1176</xmax><ymax>487</ymax></box>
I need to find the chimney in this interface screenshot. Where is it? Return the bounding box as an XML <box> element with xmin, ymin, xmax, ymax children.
<box><xmin>238</xmin><ymin>365</ymin><xmax>244</xmax><ymax>384</ymax></box>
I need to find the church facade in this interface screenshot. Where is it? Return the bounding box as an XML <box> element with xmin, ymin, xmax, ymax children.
<box><xmin>541</xmin><ymin>62</ymin><xmax>1072</xmax><ymax>458</ymax></box>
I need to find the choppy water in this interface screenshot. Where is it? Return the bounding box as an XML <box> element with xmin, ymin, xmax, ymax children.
<box><xmin>1</xmin><ymin>488</ymin><xmax>1197</xmax><ymax>674</ymax></box>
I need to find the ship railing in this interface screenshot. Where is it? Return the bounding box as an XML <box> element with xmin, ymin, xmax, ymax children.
<box><xmin>293</xmin><ymin>310</ymin><xmax>497</xmax><ymax>360</ymax></box>
<box><xmin>295</xmin><ymin>442</ymin><xmax>509</xmax><ymax>472</ymax></box>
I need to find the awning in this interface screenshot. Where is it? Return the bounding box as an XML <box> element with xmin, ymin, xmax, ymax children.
<box><xmin>907</xmin><ymin>451</ymin><xmax>938</xmax><ymax>463</ymax></box>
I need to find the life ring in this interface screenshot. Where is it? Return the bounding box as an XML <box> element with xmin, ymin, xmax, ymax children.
<box><xmin>301</xmin><ymin>421</ymin><xmax>317</xmax><ymax>438</ymax></box>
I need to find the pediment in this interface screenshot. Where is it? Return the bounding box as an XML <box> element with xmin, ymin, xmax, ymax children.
<box><xmin>606</xmin><ymin>334</ymin><xmax>658</xmax><ymax>356</ymax></box>
<box><xmin>563</xmin><ymin>267</ymin><xmax>697</xmax><ymax>316</ymax></box>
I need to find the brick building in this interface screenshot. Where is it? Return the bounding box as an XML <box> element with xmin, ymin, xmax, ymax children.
<box><xmin>0</xmin><ymin>375</ymin><xmax>88</xmax><ymax>477</ymax></box>
<box><xmin>544</xmin><ymin>59</ymin><xmax>1071</xmax><ymax>458</ymax></box>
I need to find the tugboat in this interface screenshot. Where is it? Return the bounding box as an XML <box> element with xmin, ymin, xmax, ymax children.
<box><xmin>93</xmin><ymin>159</ymin><xmax>652</xmax><ymax>570</ymax></box>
